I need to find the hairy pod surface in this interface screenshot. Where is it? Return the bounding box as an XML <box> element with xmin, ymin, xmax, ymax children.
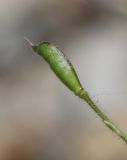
<box><xmin>32</xmin><ymin>42</ymin><xmax>83</xmax><ymax>95</ymax></box>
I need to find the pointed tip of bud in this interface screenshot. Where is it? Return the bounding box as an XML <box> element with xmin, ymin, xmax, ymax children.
<box><xmin>24</xmin><ymin>36</ymin><xmax>38</xmax><ymax>52</ymax></box>
<box><xmin>24</xmin><ymin>36</ymin><xmax>34</xmax><ymax>47</ymax></box>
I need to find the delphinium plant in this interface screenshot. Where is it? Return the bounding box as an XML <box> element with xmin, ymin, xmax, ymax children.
<box><xmin>25</xmin><ymin>37</ymin><xmax>127</xmax><ymax>143</ymax></box>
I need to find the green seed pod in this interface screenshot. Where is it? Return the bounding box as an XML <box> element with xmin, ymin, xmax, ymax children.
<box><xmin>25</xmin><ymin>37</ymin><xmax>127</xmax><ymax>143</ymax></box>
<box><xmin>33</xmin><ymin>41</ymin><xmax>84</xmax><ymax>95</ymax></box>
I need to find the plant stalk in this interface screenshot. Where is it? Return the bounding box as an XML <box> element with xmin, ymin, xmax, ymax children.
<box><xmin>79</xmin><ymin>90</ymin><xmax>127</xmax><ymax>143</ymax></box>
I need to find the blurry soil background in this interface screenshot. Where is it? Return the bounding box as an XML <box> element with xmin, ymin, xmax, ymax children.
<box><xmin>0</xmin><ymin>0</ymin><xmax>127</xmax><ymax>159</ymax></box>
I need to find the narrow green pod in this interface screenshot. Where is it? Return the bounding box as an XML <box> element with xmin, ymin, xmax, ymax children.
<box><xmin>31</xmin><ymin>40</ymin><xmax>84</xmax><ymax>96</ymax></box>
<box><xmin>25</xmin><ymin>37</ymin><xmax>127</xmax><ymax>143</ymax></box>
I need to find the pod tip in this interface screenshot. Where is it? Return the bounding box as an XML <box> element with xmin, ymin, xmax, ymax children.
<box><xmin>24</xmin><ymin>36</ymin><xmax>34</xmax><ymax>47</ymax></box>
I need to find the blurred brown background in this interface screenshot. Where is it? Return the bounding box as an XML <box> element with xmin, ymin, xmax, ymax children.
<box><xmin>0</xmin><ymin>0</ymin><xmax>127</xmax><ymax>159</ymax></box>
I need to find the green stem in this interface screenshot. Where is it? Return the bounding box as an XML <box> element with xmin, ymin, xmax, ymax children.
<box><xmin>78</xmin><ymin>89</ymin><xmax>127</xmax><ymax>143</ymax></box>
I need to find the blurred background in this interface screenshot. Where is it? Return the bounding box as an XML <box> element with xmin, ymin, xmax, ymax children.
<box><xmin>0</xmin><ymin>0</ymin><xmax>127</xmax><ymax>159</ymax></box>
